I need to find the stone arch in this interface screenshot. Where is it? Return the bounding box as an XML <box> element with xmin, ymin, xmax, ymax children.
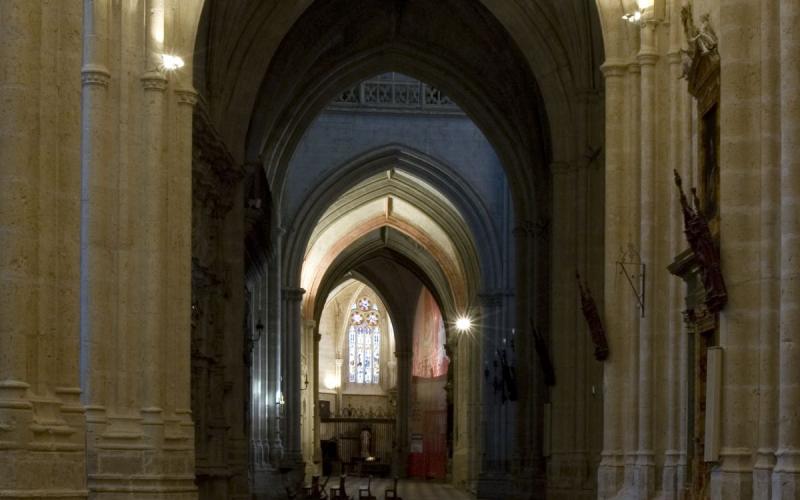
<box><xmin>284</xmin><ymin>144</ymin><xmax>499</xmax><ymax>295</ymax></box>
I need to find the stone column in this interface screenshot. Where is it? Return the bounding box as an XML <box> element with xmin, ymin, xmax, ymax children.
<box><xmin>173</xmin><ymin>85</ymin><xmax>198</xmax><ymax>450</ymax></box>
<box><xmin>268</xmin><ymin>251</ymin><xmax>283</xmax><ymax>463</ymax></box>
<box><xmin>476</xmin><ymin>291</ymin><xmax>510</xmax><ymax>498</ymax></box>
<box><xmin>140</xmin><ymin>0</ymin><xmax>168</xmax><ymax>420</ymax></box>
<box><xmin>663</xmin><ymin>37</ymin><xmax>692</xmax><ymax>494</ymax></box>
<box><xmin>597</xmin><ymin>59</ymin><xmax>628</xmax><ymax>497</ymax></box>
<box><xmin>712</xmin><ymin>1</ymin><xmax>762</xmax><ymax>497</ymax></box>
<box><xmin>335</xmin><ymin>358</ymin><xmax>344</xmax><ymax>415</ymax></box>
<box><xmin>636</xmin><ymin>19</ymin><xmax>659</xmax><ymax>496</ymax></box>
<box><xmin>774</xmin><ymin>0</ymin><xmax>800</xmax><ymax>495</ymax></box>
<box><xmin>312</xmin><ymin>324</ymin><xmax>322</xmax><ymax>467</ymax></box>
<box><xmin>282</xmin><ymin>287</ymin><xmax>306</xmax><ymax>465</ymax></box>
<box><xmin>754</xmin><ymin>0</ymin><xmax>780</xmax><ymax>496</ymax></box>
<box><xmin>548</xmin><ymin>161</ymin><xmax>579</xmax><ymax>492</ymax></box>
<box><xmin>621</xmin><ymin>59</ymin><xmax>642</xmax><ymax>492</ymax></box>
<box><xmin>394</xmin><ymin>348</ymin><xmax>412</xmax><ymax>477</ymax></box>
<box><xmin>80</xmin><ymin>2</ymin><xmax>116</xmax><ymax>494</ymax></box>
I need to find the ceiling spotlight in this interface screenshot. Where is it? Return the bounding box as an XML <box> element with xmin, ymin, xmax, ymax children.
<box><xmin>160</xmin><ymin>54</ymin><xmax>185</xmax><ymax>70</ymax></box>
<box><xmin>455</xmin><ymin>316</ymin><xmax>472</xmax><ymax>332</ymax></box>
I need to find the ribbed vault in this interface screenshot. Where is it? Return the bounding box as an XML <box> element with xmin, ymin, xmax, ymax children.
<box><xmin>300</xmin><ymin>167</ymin><xmax>475</xmax><ymax>324</ymax></box>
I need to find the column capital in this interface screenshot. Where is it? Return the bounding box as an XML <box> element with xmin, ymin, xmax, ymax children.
<box><xmin>282</xmin><ymin>287</ymin><xmax>306</xmax><ymax>301</ymax></box>
<box><xmin>637</xmin><ymin>52</ymin><xmax>659</xmax><ymax>66</ymax></box>
<box><xmin>600</xmin><ymin>59</ymin><xmax>628</xmax><ymax>78</ymax></box>
<box><xmin>81</xmin><ymin>64</ymin><xmax>111</xmax><ymax>87</ymax></box>
<box><xmin>175</xmin><ymin>87</ymin><xmax>199</xmax><ymax>106</ymax></box>
<box><xmin>141</xmin><ymin>71</ymin><xmax>168</xmax><ymax>91</ymax></box>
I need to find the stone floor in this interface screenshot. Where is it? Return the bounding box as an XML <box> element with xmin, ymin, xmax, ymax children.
<box><xmin>256</xmin><ymin>475</ymin><xmax>475</xmax><ymax>499</ymax></box>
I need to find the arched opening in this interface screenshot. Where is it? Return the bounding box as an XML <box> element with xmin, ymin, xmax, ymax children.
<box><xmin>188</xmin><ymin>1</ymin><xmax>605</xmax><ymax>498</ymax></box>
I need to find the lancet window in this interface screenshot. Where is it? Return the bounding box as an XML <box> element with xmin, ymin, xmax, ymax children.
<box><xmin>348</xmin><ymin>297</ymin><xmax>381</xmax><ymax>384</ymax></box>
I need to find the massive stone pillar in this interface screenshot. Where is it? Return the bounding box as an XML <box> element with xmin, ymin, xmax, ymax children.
<box><xmin>774</xmin><ymin>0</ymin><xmax>800</xmax><ymax>496</ymax></box>
<box><xmin>712</xmin><ymin>1</ymin><xmax>762</xmax><ymax>497</ymax></box>
<box><xmin>0</xmin><ymin>1</ymin><xmax>86</xmax><ymax>497</ymax></box>
<box><xmin>79</xmin><ymin>1</ymin><xmax>198</xmax><ymax>496</ymax></box>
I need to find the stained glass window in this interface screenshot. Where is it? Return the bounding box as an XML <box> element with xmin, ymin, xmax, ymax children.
<box><xmin>348</xmin><ymin>297</ymin><xmax>381</xmax><ymax>384</ymax></box>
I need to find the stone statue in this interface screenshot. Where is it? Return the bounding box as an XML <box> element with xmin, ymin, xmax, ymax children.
<box><xmin>360</xmin><ymin>427</ymin><xmax>372</xmax><ymax>458</ymax></box>
<box><xmin>680</xmin><ymin>3</ymin><xmax>718</xmax><ymax>80</ymax></box>
<box><xmin>674</xmin><ymin>170</ymin><xmax>727</xmax><ymax>312</ymax></box>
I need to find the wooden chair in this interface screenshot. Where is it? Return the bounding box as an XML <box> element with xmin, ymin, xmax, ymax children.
<box><xmin>330</xmin><ymin>475</ymin><xmax>349</xmax><ymax>500</ymax></box>
<box><xmin>384</xmin><ymin>476</ymin><xmax>401</xmax><ymax>500</ymax></box>
<box><xmin>358</xmin><ymin>475</ymin><xmax>375</xmax><ymax>500</ymax></box>
<box><xmin>318</xmin><ymin>475</ymin><xmax>331</xmax><ymax>499</ymax></box>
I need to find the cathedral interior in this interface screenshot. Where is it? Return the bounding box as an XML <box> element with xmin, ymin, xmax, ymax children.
<box><xmin>1</xmin><ymin>0</ymin><xmax>799</xmax><ymax>499</ymax></box>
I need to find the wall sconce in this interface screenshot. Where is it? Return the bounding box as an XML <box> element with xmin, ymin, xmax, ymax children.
<box><xmin>622</xmin><ymin>0</ymin><xmax>653</xmax><ymax>23</ymax></box>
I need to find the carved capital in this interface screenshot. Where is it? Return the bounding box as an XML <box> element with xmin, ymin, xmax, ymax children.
<box><xmin>141</xmin><ymin>71</ymin><xmax>168</xmax><ymax>91</ymax></box>
<box><xmin>176</xmin><ymin>87</ymin><xmax>199</xmax><ymax>106</ymax></box>
<box><xmin>81</xmin><ymin>65</ymin><xmax>111</xmax><ymax>87</ymax></box>
<box><xmin>283</xmin><ymin>287</ymin><xmax>306</xmax><ymax>302</ymax></box>
<box><xmin>600</xmin><ymin>60</ymin><xmax>627</xmax><ymax>79</ymax></box>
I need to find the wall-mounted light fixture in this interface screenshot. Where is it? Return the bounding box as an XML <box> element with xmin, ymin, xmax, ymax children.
<box><xmin>455</xmin><ymin>316</ymin><xmax>472</xmax><ymax>333</ymax></box>
<box><xmin>160</xmin><ymin>54</ymin><xmax>185</xmax><ymax>71</ymax></box>
<box><xmin>622</xmin><ymin>0</ymin><xmax>654</xmax><ymax>23</ymax></box>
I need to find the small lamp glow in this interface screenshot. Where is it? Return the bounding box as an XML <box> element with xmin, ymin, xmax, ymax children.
<box><xmin>160</xmin><ymin>54</ymin><xmax>185</xmax><ymax>70</ymax></box>
<box><xmin>455</xmin><ymin>316</ymin><xmax>472</xmax><ymax>332</ymax></box>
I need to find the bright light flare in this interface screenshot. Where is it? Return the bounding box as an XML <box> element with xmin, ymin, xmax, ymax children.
<box><xmin>160</xmin><ymin>54</ymin><xmax>185</xmax><ymax>70</ymax></box>
<box><xmin>324</xmin><ymin>374</ymin><xmax>340</xmax><ymax>390</ymax></box>
<box><xmin>622</xmin><ymin>10</ymin><xmax>643</xmax><ymax>23</ymax></box>
<box><xmin>455</xmin><ymin>316</ymin><xmax>472</xmax><ymax>332</ymax></box>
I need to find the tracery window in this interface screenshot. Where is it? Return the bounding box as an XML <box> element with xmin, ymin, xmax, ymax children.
<box><xmin>348</xmin><ymin>297</ymin><xmax>380</xmax><ymax>384</ymax></box>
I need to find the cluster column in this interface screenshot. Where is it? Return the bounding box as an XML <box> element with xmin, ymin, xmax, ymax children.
<box><xmin>282</xmin><ymin>287</ymin><xmax>306</xmax><ymax>467</ymax></box>
<box><xmin>597</xmin><ymin>60</ymin><xmax>628</xmax><ymax>497</ymax></box>
<box><xmin>774</xmin><ymin>0</ymin><xmax>800</xmax><ymax>495</ymax></box>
